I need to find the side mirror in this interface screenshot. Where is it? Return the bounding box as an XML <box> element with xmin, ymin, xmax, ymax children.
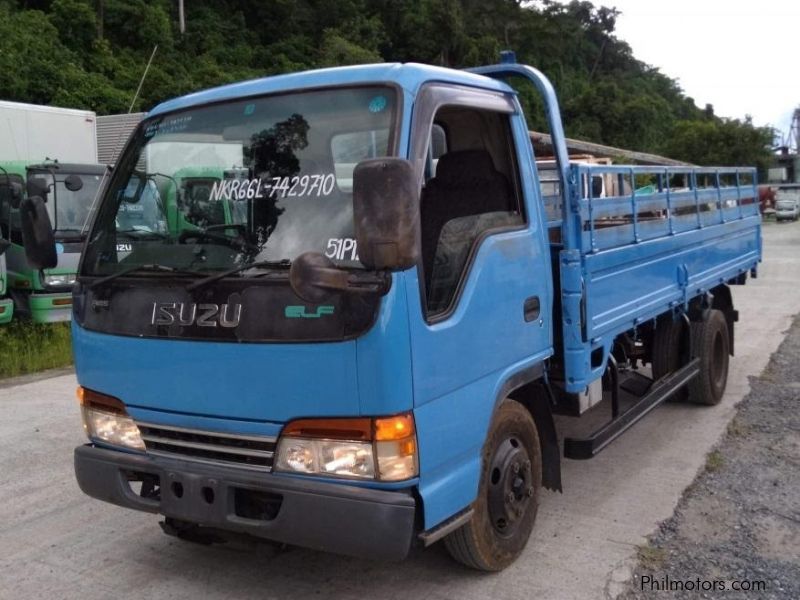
<box><xmin>9</xmin><ymin>182</ymin><xmax>22</xmax><ymax>209</ymax></box>
<box><xmin>352</xmin><ymin>158</ymin><xmax>420</xmax><ymax>271</ymax></box>
<box><xmin>20</xmin><ymin>196</ymin><xmax>57</xmax><ymax>269</ymax></box>
<box><xmin>0</xmin><ymin>238</ymin><xmax>9</xmax><ymax>256</ymax></box>
<box><xmin>27</xmin><ymin>177</ymin><xmax>49</xmax><ymax>201</ymax></box>
<box><xmin>64</xmin><ymin>174</ymin><xmax>83</xmax><ymax>192</ymax></box>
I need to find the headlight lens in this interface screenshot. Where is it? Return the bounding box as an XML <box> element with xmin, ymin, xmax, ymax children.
<box><xmin>42</xmin><ymin>273</ymin><xmax>76</xmax><ymax>287</ymax></box>
<box><xmin>375</xmin><ymin>437</ymin><xmax>417</xmax><ymax>481</ymax></box>
<box><xmin>274</xmin><ymin>413</ymin><xmax>418</xmax><ymax>481</ymax></box>
<box><xmin>77</xmin><ymin>387</ymin><xmax>144</xmax><ymax>451</ymax></box>
<box><xmin>275</xmin><ymin>438</ymin><xmax>375</xmax><ymax>479</ymax></box>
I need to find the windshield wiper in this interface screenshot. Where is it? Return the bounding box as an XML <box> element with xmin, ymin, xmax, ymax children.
<box><xmin>116</xmin><ymin>229</ymin><xmax>170</xmax><ymax>240</ymax></box>
<box><xmin>87</xmin><ymin>263</ymin><xmax>206</xmax><ymax>289</ymax></box>
<box><xmin>186</xmin><ymin>259</ymin><xmax>291</xmax><ymax>292</ymax></box>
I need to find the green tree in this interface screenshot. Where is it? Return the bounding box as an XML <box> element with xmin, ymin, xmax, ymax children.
<box><xmin>662</xmin><ymin>118</ymin><xmax>775</xmax><ymax>175</ymax></box>
<box><xmin>0</xmin><ymin>0</ymin><xmax>773</xmax><ymax>170</ymax></box>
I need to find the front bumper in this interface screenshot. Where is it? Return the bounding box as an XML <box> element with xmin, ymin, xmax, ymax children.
<box><xmin>28</xmin><ymin>292</ymin><xmax>72</xmax><ymax>323</ymax></box>
<box><xmin>74</xmin><ymin>444</ymin><xmax>417</xmax><ymax>560</ymax></box>
<box><xmin>0</xmin><ymin>298</ymin><xmax>13</xmax><ymax>324</ymax></box>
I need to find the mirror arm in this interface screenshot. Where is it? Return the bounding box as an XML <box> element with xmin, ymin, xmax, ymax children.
<box><xmin>313</xmin><ymin>266</ymin><xmax>391</xmax><ymax>295</ymax></box>
<box><xmin>344</xmin><ymin>270</ymin><xmax>391</xmax><ymax>294</ymax></box>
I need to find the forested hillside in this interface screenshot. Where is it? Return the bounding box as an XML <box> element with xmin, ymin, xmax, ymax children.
<box><xmin>0</xmin><ymin>0</ymin><xmax>773</xmax><ymax>170</ymax></box>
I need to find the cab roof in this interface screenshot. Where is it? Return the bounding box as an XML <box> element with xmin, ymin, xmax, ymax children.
<box><xmin>149</xmin><ymin>63</ymin><xmax>514</xmax><ymax>118</ymax></box>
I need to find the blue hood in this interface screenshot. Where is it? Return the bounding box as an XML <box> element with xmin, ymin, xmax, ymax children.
<box><xmin>72</xmin><ymin>278</ymin><xmax>414</xmax><ymax>425</ymax></box>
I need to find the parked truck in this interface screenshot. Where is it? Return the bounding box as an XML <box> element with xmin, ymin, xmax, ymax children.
<box><xmin>0</xmin><ymin>166</ymin><xmax>17</xmax><ymax>323</ymax></box>
<box><xmin>19</xmin><ymin>55</ymin><xmax>760</xmax><ymax>570</ymax></box>
<box><xmin>0</xmin><ymin>100</ymin><xmax>106</xmax><ymax>322</ymax></box>
<box><xmin>0</xmin><ymin>223</ymin><xmax>11</xmax><ymax>324</ymax></box>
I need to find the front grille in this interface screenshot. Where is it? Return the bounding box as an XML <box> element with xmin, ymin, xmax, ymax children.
<box><xmin>138</xmin><ymin>422</ymin><xmax>276</xmax><ymax>472</ymax></box>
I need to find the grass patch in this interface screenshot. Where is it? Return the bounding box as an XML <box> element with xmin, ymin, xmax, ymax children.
<box><xmin>727</xmin><ymin>417</ymin><xmax>749</xmax><ymax>437</ymax></box>
<box><xmin>0</xmin><ymin>320</ymin><xmax>73</xmax><ymax>379</ymax></box>
<box><xmin>759</xmin><ymin>362</ymin><xmax>777</xmax><ymax>382</ymax></box>
<box><xmin>637</xmin><ymin>544</ymin><xmax>667</xmax><ymax>570</ymax></box>
<box><xmin>705</xmin><ymin>449</ymin><xmax>724</xmax><ymax>472</ymax></box>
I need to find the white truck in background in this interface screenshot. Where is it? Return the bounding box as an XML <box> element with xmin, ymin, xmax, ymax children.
<box><xmin>0</xmin><ymin>100</ymin><xmax>103</xmax><ymax>322</ymax></box>
<box><xmin>0</xmin><ymin>101</ymin><xmax>98</xmax><ymax>164</ymax></box>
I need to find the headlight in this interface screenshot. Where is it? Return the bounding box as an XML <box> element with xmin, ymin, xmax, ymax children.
<box><xmin>42</xmin><ymin>273</ymin><xmax>76</xmax><ymax>287</ymax></box>
<box><xmin>274</xmin><ymin>413</ymin><xmax>418</xmax><ymax>481</ymax></box>
<box><xmin>276</xmin><ymin>438</ymin><xmax>375</xmax><ymax>478</ymax></box>
<box><xmin>77</xmin><ymin>387</ymin><xmax>145</xmax><ymax>451</ymax></box>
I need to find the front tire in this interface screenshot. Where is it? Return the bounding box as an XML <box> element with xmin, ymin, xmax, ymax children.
<box><xmin>688</xmin><ymin>309</ymin><xmax>730</xmax><ymax>405</ymax></box>
<box><xmin>444</xmin><ymin>401</ymin><xmax>542</xmax><ymax>571</ymax></box>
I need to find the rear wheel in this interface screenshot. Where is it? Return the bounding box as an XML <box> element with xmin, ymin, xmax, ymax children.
<box><xmin>444</xmin><ymin>401</ymin><xmax>541</xmax><ymax>571</ymax></box>
<box><xmin>651</xmin><ymin>315</ymin><xmax>689</xmax><ymax>402</ymax></box>
<box><xmin>688</xmin><ymin>309</ymin><xmax>730</xmax><ymax>405</ymax></box>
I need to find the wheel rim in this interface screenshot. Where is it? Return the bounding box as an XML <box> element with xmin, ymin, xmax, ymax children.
<box><xmin>487</xmin><ymin>436</ymin><xmax>533</xmax><ymax>538</ymax></box>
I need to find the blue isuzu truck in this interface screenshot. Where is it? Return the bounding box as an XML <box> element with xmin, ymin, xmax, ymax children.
<box><xmin>20</xmin><ymin>55</ymin><xmax>760</xmax><ymax>570</ymax></box>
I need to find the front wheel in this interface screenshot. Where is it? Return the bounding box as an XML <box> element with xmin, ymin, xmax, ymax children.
<box><xmin>444</xmin><ymin>401</ymin><xmax>542</xmax><ymax>571</ymax></box>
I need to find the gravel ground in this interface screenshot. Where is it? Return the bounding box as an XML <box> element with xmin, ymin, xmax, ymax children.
<box><xmin>622</xmin><ymin>316</ymin><xmax>800</xmax><ymax>599</ymax></box>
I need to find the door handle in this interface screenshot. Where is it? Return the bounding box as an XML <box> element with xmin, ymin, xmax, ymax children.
<box><xmin>524</xmin><ymin>296</ymin><xmax>540</xmax><ymax>322</ymax></box>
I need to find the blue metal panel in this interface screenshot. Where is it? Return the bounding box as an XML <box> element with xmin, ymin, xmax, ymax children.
<box><xmin>413</xmin><ymin>353</ymin><xmax>547</xmax><ymax>527</ymax></box>
<box><xmin>73</xmin><ymin>322</ymin><xmax>360</xmax><ymax>422</ymax></box>
<box><xmin>558</xmin><ymin>162</ymin><xmax>761</xmax><ymax>393</ymax></box>
<box><xmin>148</xmin><ymin>63</ymin><xmax>515</xmax><ymax>118</ymax></box>
<box><xmin>355</xmin><ymin>273</ymin><xmax>415</xmax><ymax>416</ymax></box>
<box><xmin>586</xmin><ymin>219</ymin><xmax>760</xmax><ymax>336</ymax></box>
<box><xmin>407</xmin><ymin>105</ymin><xmax>554</xmax><ymax>528</ymax></box>
<box><xmin>73</xmin><ymin>281</ymin><xmax>414</xmax><ymax>424</ymax></box>
<box><xmin>407</xmin><ymin>229</ymin><xmax>553</xmax><ymax>528</ymax></box>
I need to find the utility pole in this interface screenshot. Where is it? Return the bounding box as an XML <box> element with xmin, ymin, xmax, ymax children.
<box><xmin>788</xmin><ymin>108</ymin><xmax>800</xmax><ymax>154</ymax></box>
<box><xmin>97</xmin><ymin>0</ymin><xmax>104</xmax><ymax>39</ymax></box>
<box><xmin>178</xmin><ymin>0</ymin><xmax>185</xmax><ymax>35</ymax></box>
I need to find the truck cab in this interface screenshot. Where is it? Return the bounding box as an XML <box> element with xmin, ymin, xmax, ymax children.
<box><xmin>55</xmin><ymin>58</ymin><xmax>761</xmax><ymax>571</ymax></box>
<box><xmin>0</xmin><ymin>161</ymin><xmax>106</xmax><ymax>322</ymax></box>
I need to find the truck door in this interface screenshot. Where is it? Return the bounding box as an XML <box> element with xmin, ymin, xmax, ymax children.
<box><xmin>405</xmin><ymin>84</ymin><xmax>554</xmax><ymax>528</ymax></box>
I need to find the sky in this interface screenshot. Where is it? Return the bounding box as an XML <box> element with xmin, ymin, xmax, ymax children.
<box><xmin>578</xmin><ymin>0</ymin><xmax>799</xmax><ymax>141</ymax></box>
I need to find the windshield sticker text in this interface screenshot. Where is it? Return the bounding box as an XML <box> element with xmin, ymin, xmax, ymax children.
<box><xmin>208</xmin><ymin>174</ymin><xmax>336</xmax><ymax>202</ymax></box>
<box><xmin>143</xmin><ymin>116</ymin><xmax>193</xmax><ymax>138</ymax></box>
<box><xmin>325</xmin><ymin>238</ymin><xmax>359</xmax><ymax>262</ymax></box>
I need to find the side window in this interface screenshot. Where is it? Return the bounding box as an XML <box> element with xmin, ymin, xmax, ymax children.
<box><xmin>419</xmin><ymin>107</ymin><xmax>524</xmax><ymax>316</ymax></box>
<box><xmin>536</xmin><ymin>161</ymin><xmax>562</xmax><ymax>227</ymax></box>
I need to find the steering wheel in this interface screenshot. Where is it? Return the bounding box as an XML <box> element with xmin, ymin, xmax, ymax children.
<box><xmin>178</xmin><ymin>227</ymin><xmax>259</xmax><ymax>254</ymax></box>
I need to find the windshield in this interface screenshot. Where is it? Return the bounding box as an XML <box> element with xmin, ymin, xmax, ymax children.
<box><xmin>776</xmin><ymin>200</ymin><xmax>797</xmax><ymax>209</ymax></box>
<box><xmin>30</xmin><ymin>169</ymin><xmax>103</xmax><ymax>234</ymax></box>
<box><xmin>82</xmin><ymin>86</ymin><xmax>398</xmax><ymax>277</ymax></box>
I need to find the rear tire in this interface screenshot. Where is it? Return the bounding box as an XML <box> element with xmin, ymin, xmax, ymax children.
<box><xmin>444</xmin><ymin>401</ymin><xmax>542</xmax><ymax>571</ymax></box>
<box><xmin>687</xmin><ymin>309</ymin><xmax>730</xmax><ymax>405</ymax></box>
<box><xmin>651</xmin><ymin>315</ymin><xmax>689</xmax><ymax>402</ymax></box>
